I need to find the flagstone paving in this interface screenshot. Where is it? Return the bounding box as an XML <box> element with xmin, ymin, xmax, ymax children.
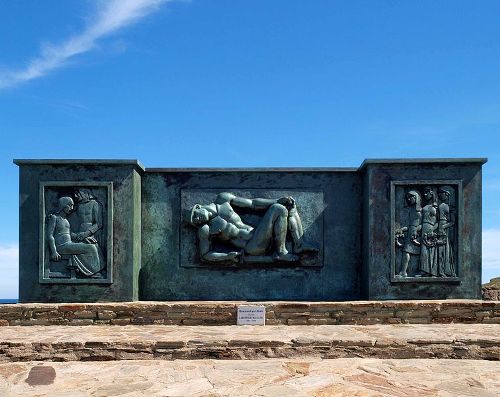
<box><xmin>0</xmin><ymin>358</ymin><xmax>499</xmax><ymax>396</ymax></box>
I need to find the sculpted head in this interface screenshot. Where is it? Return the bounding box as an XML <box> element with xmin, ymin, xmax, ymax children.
<box><xmin>405</xmin><ymin>190</ymin><xmax>422</xmax><ymax>211</ymax></box>
<box><xmin>74</xmin><ymin>189</ymin><xmax>93</xmax><ymax>203</ymax></box>
<box><xmin>189</xmin><ymin>204</ymin><xmax>210</xmax><ymax>226</ymax></box>
<box><xmin>438</xmin><ymin>186</ymin><xmax>452</xmax><ymax>202</ymax></box>
<box><xmin>423</xmin><ymin>186</ymin><xmax>435</xmax><ymax>202</ymax></box>
<box><xmin>58</xmin><ymin>197</ymin><xmax>74</xmax><ymax>214</ymax></box>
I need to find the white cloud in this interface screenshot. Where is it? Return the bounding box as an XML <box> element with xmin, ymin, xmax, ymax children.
<box><xmin>0</xmin><ymin>244</ymin><xmax>18</xmax><ymax>299</ymax></box>
<box><xmin>0</xmin><ymin>0</ymin><xmax>169</xmax><ymax>90</ymax></box>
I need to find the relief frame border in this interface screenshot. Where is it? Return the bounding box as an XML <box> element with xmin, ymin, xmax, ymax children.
<box><xmin>390</xmin><ymin>179</ymin><xmax>463</xmax><ymax>283</ymax></box>
<box><xmin>38</xmin><ymin>181</ymin><xmax>114</xmax><ymax>284</ymax></box>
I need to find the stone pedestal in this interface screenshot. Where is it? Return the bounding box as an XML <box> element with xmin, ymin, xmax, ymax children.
<box><xmin>361</xmin><ymin>159</ymin><xmax>485</xmax><ymax>300</ymax></box>
<box><xmin>15</xmin><ymin>160</ymin><xmax>143</xmax><ymax>302</ymax></box>
<box><xmin>14</xmin><ymin>158</ymin><xmax>486</xmax><ymax>302</ymax></box>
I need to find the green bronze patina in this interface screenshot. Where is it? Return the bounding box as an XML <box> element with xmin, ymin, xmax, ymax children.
<box><xmin>15</xmin><ymin>158</ymin><xmax>486</xmax><ymax>302</ymax></box>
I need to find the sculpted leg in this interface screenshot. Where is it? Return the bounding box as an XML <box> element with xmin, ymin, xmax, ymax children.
<box><xmin>245</xmin><ymin>204</ymin><xmax>297</xmax><ymax>261</ymax></box>
<box><xmin>57</xmin><ymin>242</ymin><xmax>101</xmax><ymax>276</ymax></box>
<box><xmin>398</xmin><ymin>252</ymin><xmax>410</xmax><ymax>277</ymax></box>
<box><xmin>272</xmin><ymin>206</ymin><xmax>288</xmax><ymax>255</ymax></box>
<box><xmin>288</xmin><ymin>207</ymin><xmax>318</xmax><ymax>254</ymax></box>
<box><xmin>288</xmin><ymin>210</ymin><xmax>302</xmax><ymax>243</ymax></box>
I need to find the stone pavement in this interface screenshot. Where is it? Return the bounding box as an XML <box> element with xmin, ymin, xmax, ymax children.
<box><xmin>1</xmin><ymin>324</ymin><xmax>499</xmax><ymax>362</ymax></box>
<box><xmin>1</xmin><ymin>358</ymin><xmax>499</xmax><ymax>396</ymax></box>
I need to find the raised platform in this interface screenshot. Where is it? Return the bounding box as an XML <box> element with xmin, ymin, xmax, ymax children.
<box><xmin>1</xmin><ymin>300</ymin><xmax>499</xmax><ymax>326</ymax></box>
<box><xmin>2</xmin><ymin>359</ymin><xmax>499</xmax><ymax>396</ymax></box>
<box><xmin>0</xmin><ymin>324</ymin><xmax>499</xmax><ymax>362</ymax></box>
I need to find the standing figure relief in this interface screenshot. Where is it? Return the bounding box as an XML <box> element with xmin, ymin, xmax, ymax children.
<box><xmin>395</xmin><ymin>185</ymin><xmax>456</xmax><ymax>278</ymax></box>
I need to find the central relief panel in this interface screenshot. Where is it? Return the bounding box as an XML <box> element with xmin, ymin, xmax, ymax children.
<box><xmin>180</xmin><ymin>189</ymin><xmax>325</xmax><ymax>268</ymax></box>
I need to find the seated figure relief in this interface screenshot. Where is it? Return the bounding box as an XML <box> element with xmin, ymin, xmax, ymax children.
<box><xmin>46</xmin><ymin>193</ymin><xmax>104</xmax><ymax>278</ymax></box>
<box><xmin>395</xmin><ymin>185</ymin><xmax>456</xmax><ymax>278</ymax></box>
<box><xmin>188</xmin><ymin>192</ymin><xmax>318</xmax><ymax>265</ymax></box>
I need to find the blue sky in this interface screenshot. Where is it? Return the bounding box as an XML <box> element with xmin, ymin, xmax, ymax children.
<box><xmin>0</xmin><ymin>0</ymin><xmax>499</xmax><ymax>298</ymax></box>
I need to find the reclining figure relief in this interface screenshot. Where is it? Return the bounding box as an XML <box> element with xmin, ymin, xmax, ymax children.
<box><xmin>188</xmin><ymin>192</ymin><xmax>318</xmax><ymax>265</ymax></box>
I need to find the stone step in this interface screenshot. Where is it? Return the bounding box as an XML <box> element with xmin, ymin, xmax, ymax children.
<box><xmin>1</xmin><ymin>324</ymin><xmax>499</xmax><ymax>362</ymax></box>
<box><xmin>2</xmin><ymin>358</ymin><xmax>500</xmax><ymax>396</ymax></box>
<box><xmin>1</xmin><ymin>300</ymin><xmax>499</xmax><ymax>326</ymax></box>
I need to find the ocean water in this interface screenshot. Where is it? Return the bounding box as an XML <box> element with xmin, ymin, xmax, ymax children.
<box><xmin>0</xmin><ymin>299</ymin><xmax>18</xmax><ymax>304</ymax></box>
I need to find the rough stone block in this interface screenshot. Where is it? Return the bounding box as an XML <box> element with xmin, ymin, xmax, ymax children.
<box><xmin>110</xmin><ymin>319</ymin><xmax>131</xmax><ymax>325</ymax></box>
<box><xmin>68</xmin><ymin>319</ymin><xmax>94</xmax><ymax>326</ymax></box>
<box><xmin>287</xmin><ymin>318</ymin><xmax>309</xmax><ymax>325</ymax></box>
<box><xmin>73</xmin><ymin>310</ymin><xmax>96</xmax><ymax>319</ymax></box>
<box><xmin>97</xmin><ymin>311</ymin><xmax>117</xmax><ymax>320</ymax></box>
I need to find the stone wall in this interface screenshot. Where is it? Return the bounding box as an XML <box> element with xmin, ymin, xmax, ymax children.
<box><xmin>482</xmin><ymin>277</ymin><xmax>500</xmax><ymax>301</ymax></box>
<box><xmin>15</xmin><ymin>158</ymin><xmax>487</xmax><ymax>303</ymax></box>
<box><xmin>141</xmin><ymin>169</ymin><xmax>362</xmax><ymax>301</ymax></box>
<box><xmin>0</xmin><ymin>300</ymin><xmax>498</xmax><ymax>326</ymax></box>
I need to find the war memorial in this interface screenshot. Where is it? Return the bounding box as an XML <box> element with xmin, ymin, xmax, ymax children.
<box><xmin>11</xmin><ymin>157</ymin><xmax>488</xmax><ymax>302</ymax></box>
<box><xmin>1</xmin><ymin>158</ymin><xmax>499</xmax><ymax>395</ymax></box>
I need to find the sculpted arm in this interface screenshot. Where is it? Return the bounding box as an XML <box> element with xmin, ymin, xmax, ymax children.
<box><xmin>89</xmin><ymin>201</ymin><xmax>102</xmax><ymax>234</ymax></box>
<box><xmin>442</xmin><ymin>206</ymin><xmax>455</xmax><ymax>230</ymax></box>
<box><xmin>230</xmin><ymin>195</ymin><xmax>294</xmax><ymax>210</ymax></box>
<box><xmin>198</xmin><ymin>225</ymin><xmax>240</xmax><ymax>263</ymax></box>
<box><xmin>75</xmin><ymin>201</ymin><xmax>102</xmax><ymax>242</ymax></box>
<box><xmin>232</xmin><ymin>196</ymin><xmax>277</xmax><ymax>210</ymax></box>
<box><xmin>413</xmin><ymin>212</ymin><xmax>422</xmax><ymax>236</ymax></box>
<box><xmin>46</xmin><ymin>215</ymin><xmax>61</xmax><ymax>261</ymax></box>
<box><xmin>80</xmin><ymin>201</ymin><xmax>101</xmax><ymax>243</ymax></box>
<box><xmin>216</xmin><ymin>192</ymin><xmax>293</xmax><ymax>210</ymax></box>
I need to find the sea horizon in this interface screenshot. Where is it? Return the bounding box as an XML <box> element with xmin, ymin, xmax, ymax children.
<box><xmin>0</xmin><ymin>299</ymin><xmax>18</xmax><ymax>304</ymax></box>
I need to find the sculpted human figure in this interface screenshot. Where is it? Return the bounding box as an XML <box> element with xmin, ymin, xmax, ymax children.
<box><xmin>188</xmin><ymin>192</ymin><xmax>317</xmax><ymax>263</ymax></box>
<box><xmin>46</xmin><ymin>196</ymin><xmax>101</xmax><ymax>277</ymax></box>
<box><xmin>396</xmin><ymin>190</ymin><xmax>422</xmax><ymax>277</ymax></box>
<box><xmin>74</xmin><ymin>189</ymin><xmax>102</xmax><ymax>245</ymax></box>
<box><xmin>437</xmin><ymin>186</ymin><xmax>455</xmax><ymax>277</ymax></box>
<box><xmin>418</xmin><ymin>186</ymin><xmax>438</xmax><ymax>277</ymax></box>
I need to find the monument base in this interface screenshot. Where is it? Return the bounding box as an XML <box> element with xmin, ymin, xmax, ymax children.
<box><xmin>15</xmin><ymin>158</ymin><xmax>487</xmax><ymax>303</ymax></box>
<box><xmin>0</xmin><ymin>300</ymin><xmax>498</xmax><ymax>326</ymax></box>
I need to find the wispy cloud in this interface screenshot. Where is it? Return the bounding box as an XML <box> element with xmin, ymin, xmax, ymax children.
<box><xmin>0</xmin><ymin>0</ymin><xmax>169</xmax><ymax>90</ymax></box>
<box><xmin>0</xmin><ymin>244</ymin><xmax>18</xmax><ymax>299</ymax></box>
